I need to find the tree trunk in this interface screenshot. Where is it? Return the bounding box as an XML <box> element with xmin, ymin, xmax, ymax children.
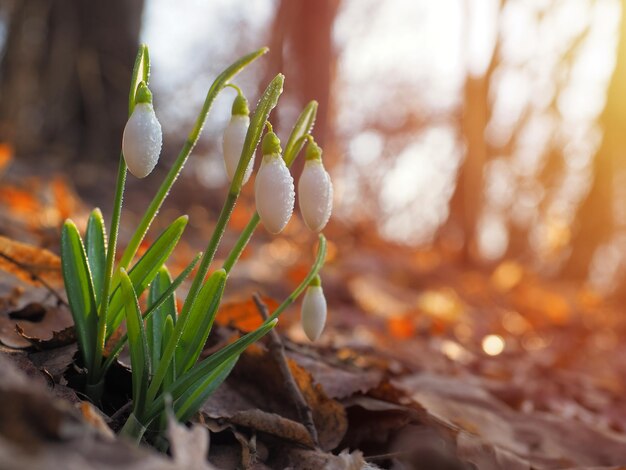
<box><xmin>265</xmin><ymin>0</ymin><xmax>340</xmax><ymax>166</ymax></box>
<box><xmin>445</xmin><ymin>73</ymin><xmax>491</xmax><ymax>263</ymax></box>
<box><xmin>0</xmin><ymin>0</ymin><xmax>144</xmax><ymax>169</ymax></box>
<box><xmin>562</xmin><ymin>1</ymin><xmax>626</xmax><ymax>279</ymax></box>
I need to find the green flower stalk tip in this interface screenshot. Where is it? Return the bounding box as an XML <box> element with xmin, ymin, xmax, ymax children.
<box><xmin>232</xmin><ymin>93</ymin><xmax>249</xmax><ymax>116</ymax></box>
<box><xmin>305</xmin><ymin>138</ymin><xmax>322</xmax><ymax>161</ymax></box>
<box><xmin>135</xmin><ymin>82</ymin><xmax>153</xmax><ymax>105</ymax></box>
<box><xmin>309</xmin><ymin>275</ymin><xmax>322</xmax><ymax>287</ymax></box>
<box><xmin>262</xmin><ymin>128</ymin><xmax>282</xmax><ymax>155</ymax></box>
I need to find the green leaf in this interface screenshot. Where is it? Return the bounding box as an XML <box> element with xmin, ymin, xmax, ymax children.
<box><xmin>147</xmin><ymin>266</ymin><xmax>176</xmax><ymax>373</ymax></box>
<box><xmin>283</xmin><ymin>100</ymin><xmax>318</xmax><ymax>166</ymax></box>
<box><xmin>106</xmin><ymin>215</ymin><xmax>188</xmax><ymax>340</ymax></box>
<box><xmin>175</xmin><ymin>269</ymin><xmax>227</xmax><ymax>375</ymax></box>
<box><xmin>119</xmin><ymin>268</ymin><xmax>151</xmax><ymax>417</ymax></box>
<box><xmin>174</xmin><ymin>354</ymin><xmax>238</xmax><ymax>422</ymax></box>
<box><xmin>61</xmin><ymin>220</ymin><xmax>98</xmax><ymax>368</ymax></box>
<box><xmin>230</xmin><ymin>73</ymin><xmax>284</xmax><ymax>193</ymax></box>
<box><xmin>145</xmin><ymin>319</ymin><xmax>277</xmax><ymax>421</ymax></box>
<box><xmin>129</xmin><ymin>44</ymin><xmax>150</xmax><ymax>115</ymax></box>
<box><xmin>85</xmin><ymin>209</ymin><xmax>107</xmax><ymax>306</ymax></box>
<box><xmin>100</xmin><ymin>253</ymin><xmax>201</xmax><ymax>375</ymax></box>
<box><xmin>162</xmin><ymin>315</ymin><xmax>176</xmax><ymax>392</ymax></box>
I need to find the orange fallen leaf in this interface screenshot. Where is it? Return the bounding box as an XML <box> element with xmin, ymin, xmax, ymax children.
<box><xmin>387</xmin><ymin>315</ymin><xmax>416</xmax><ymax>339</ymax></box>
<box><xmin>0</xmin><ymin>143</ymin><xmax>13</xmax><ymax>173</ymax></box>
<box><xmin>216</xmin><ymin>296</ymin><xmax>280</xmax><ymax>332</ymax></box>
<box><xmin>0</xmin><ymin>235</ymin><xmax>62</xmax><ymax>286</ymax></box>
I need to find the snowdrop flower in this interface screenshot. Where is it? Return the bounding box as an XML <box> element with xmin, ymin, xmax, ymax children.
<box><xmin>301</xmin><ymin>276</ymin><xmax>327</xmax><ymax>341</ymax></box>
<box><xmin>255</xmin><ymin>126</ymin><xmax>295</xmax><ymax>234</ymax></box>
<box><xmin>223</xmin><ymin>90</ymin><xmax>252</xmax><ymax>184</ymax></box>
<box><xmin>122</xmin><ymin>82</ymin><xmax>162</xmax><ymax>178</ymax></box>
<box><xmin>298</xmin><ymin>139</ymin><xmax>333</xmax><ymax>232</ymax></box>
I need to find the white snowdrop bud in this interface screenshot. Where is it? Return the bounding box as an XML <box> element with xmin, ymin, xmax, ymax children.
<box><xmin>122</xmin><ymin>82</ymin><xmax>162</xmax><ymax>178</ymax></box>
<box><xmin>223</xmin><ymin>93</ymin><xmax>253</xmax><ymax>184</ymax></box>
<box><xmin>301</xmin><ymin>276</ymin><xmax>327</xmax><ymax>342</ymax></box>
<box><xmin>255</xmin><ymin>130</ymin><xmax>295</xmax><ymax>234</ymax></box>
<box><xmin>298</xmin><ymin>141</ymin><xmax>333</xmax><ymax>232</ymax></box>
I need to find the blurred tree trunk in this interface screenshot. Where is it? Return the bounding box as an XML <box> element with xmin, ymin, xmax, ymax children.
<box><xmin>0</xmin><ymin>0</ymin><xmax>144</xmax><ymax>169</ymax></box>
<box><xmin>266</xmin><ymin>0</ymin><xmax>340</xmax><ymax>166</ymax></box>
<box><xmin>447</xmin><ymin>74</ymin><xmax>491</xmax><ymax>262</ymax></box>
<box><xmin>562</xmin><ymin>3</ymin><xmax>626</xmax><ymax>279</ymax></box>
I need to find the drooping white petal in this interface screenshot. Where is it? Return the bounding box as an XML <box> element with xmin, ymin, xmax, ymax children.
<box><xmin>301</xmin><ymin>285</ymin><xmax>327</xmax><ymax>341</ymax></box>
<box><xmin>298</xmin><ymin>160</ymin><xmax>333</xmax><ymax>232</ymax></box>
<box><xmin>122</xmin><ymin>103</ymin><xmax>163</xmax><ymax>178</ymax></box>
<box><xmin>255</xmin><ymin>154</ymin><xmax>295</xmax><ymax>234</ymax></box>
<box><xmin>222</xmin><ymin>114</ymin><xmax>252</xmax><ymax>183</ymax></box>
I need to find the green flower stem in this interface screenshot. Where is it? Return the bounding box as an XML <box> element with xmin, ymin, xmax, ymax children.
<box><xmin>223</xmin><ymin>213</ymin><xmax>260</xmax><ymax>273</ymax></box>
<box><xmin>146</xmin><ymin>74</ymin><xmax>285</xmax><ymax>404</ymax></box>
<box><xmin>223</xmin><ymin>101</ymin><xmax>318</xmax><ymax>273</ymax></box>
<box><xmin>265</xmin><ymin>234</ymin><xmax>327</xmax><ymax>323</ymax></box>
<box><xmin>88</xmin><ymin>45</ymin><xmax>150</xmax><ymax>393</ymax></box>
<box><xmin>116</xmin><ymin>47</ymin><xmax>269</xmax><ymax>274</ymax></box>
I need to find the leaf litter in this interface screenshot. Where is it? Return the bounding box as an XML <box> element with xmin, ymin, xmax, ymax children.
<box><xmin>0</xmin><ymin>172</ymin><xmax>626</xmax><ymax>469</ymax></box>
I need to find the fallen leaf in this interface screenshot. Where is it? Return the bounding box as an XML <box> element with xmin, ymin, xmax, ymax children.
<box><xmin>216</xmin><ymin>297</ymin><xmax>279</xmax><ymax>332</ymax></box>
<box><xmin>0</xmin><ymin>236</ymin><xmax>63</xmax><ymax>287</ymax></box>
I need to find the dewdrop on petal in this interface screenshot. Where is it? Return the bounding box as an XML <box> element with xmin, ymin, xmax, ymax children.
<box><xmin>255</xmin><ymin>127</ymin><xmax>295</xmax><ymax>234</ymax></box>
<box><xmin>223</xmin><ymin>92</ymin><xmax>252</xmax><ymax>183</ymax></box>
<box><xmin>301</xmin><ymin>276</ymin><xmax>327</xmax><ymax>341</ymax></box>
<box><xmin>298</xmin><ymin>140</ymin><xmax>333</xmax><ymax>232</ymax></box>
<box><xmin>122</xmin><ymin>82</ymin><xmax>162</xmax><ymax>178</ymax></box>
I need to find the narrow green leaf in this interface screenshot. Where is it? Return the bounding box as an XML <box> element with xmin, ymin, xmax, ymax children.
<box><xmin>129</xmin><ymin>44</ymin><xmax>150</xmax><ymax>115</ymax></box>
<box><xmin>162</xmin><ymin>315</ymin><xmax>176</xmax><ymax>392</ymax></box>
<box><xmin>146</xmin><ymin>319</ymin><xmax>277</xmax><ymax>421</ymax></box>
<box><xmin>283</xmin><ymin>100</ymin><xmax>318</xmax><ymax>166</ymax></box>
<box><xmin>106</xmin><ymin>215</ymin><xmax>188</xmax><ymax>340</ymax></box>
<box><xmin>100</xmin><ymin>253</ymin><xmax>201</xmax><ymax>375</ymax></box>
<box><xmin>147</xmin><ymin>266</ymin><xmax>176</xmax><ymax>373</ymax></box>
<box><xmin>61</xmin><ymin>220</ymin><xmax>98</xmax><ymax>368</ymax></box>
<box><xmin>174</xmin><ymin>354</ymin><xmax>238</xmax><ymax>422</ymax></box>
<box><xmin>120</xmin><ymin>268</ymin><xmax>151</xmax><ymax>417</ymax></box>
<box><xmin>85</xmin><ymin>209</ymin><xmax>107</xmax><ymax>306</ymax></box>
<box><xmin>175</xmin><ymin>269</ymin><xmax>227</xmax><ymax>375</ymax></box>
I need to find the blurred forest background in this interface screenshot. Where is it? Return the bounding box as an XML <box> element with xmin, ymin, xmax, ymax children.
<box><xmin>0</xmin><ymin>0</ymin><xmax>625</xmax><ymax>297</ymax></box>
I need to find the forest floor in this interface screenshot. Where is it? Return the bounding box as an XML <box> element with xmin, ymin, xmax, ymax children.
<box><xmin>1</xmin><ymin>160</ymin><xmax>626</xmax><ymax>469</ymax></box>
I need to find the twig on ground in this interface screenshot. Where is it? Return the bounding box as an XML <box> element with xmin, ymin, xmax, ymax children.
<box><xmin>252</xmin><ymin>293</ymin><xmax>319</xmax><ymax>448</ymax></box>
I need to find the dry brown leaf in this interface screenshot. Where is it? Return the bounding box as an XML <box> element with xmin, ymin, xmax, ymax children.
<box><xmin>0</xmin><ymin>236</ymin><xmax>62</xmax><ymax>287</ymax></box>
<box><xmin>0</xmin><ymin>305</ymin><xmax>73</xmax><ymax>349</ymax></box>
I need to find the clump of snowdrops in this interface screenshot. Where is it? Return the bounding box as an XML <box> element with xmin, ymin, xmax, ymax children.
<box><xmin>60</xmin><ymin>44</ymin><xmax>333</xmax><ymax>444</ymax></box>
